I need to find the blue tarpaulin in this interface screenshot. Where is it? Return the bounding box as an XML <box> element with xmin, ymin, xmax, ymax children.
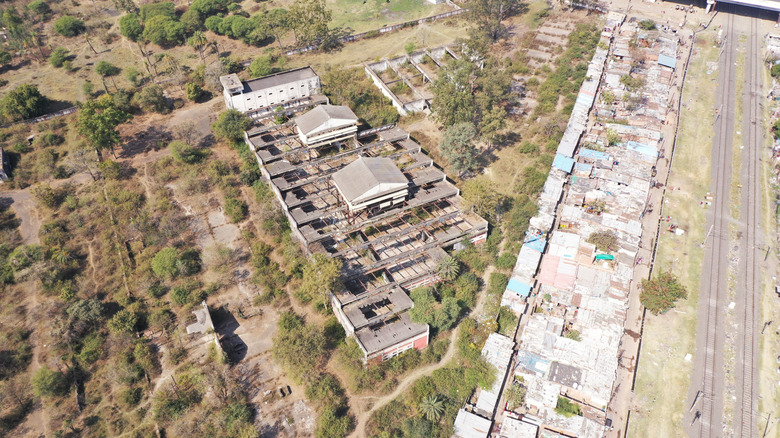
<box><xmin>574</xmin><ymin>162</ymin><xmax>593</xmax><ymax>173</ymax></box>
<box><xmin>626</xmin><ymin>140</ymin><xmax>658</xmax><ymax>158</ymax></box>
<box><xmin>658</xmin><ymin>53</ymin><xmax>677</xmax><ymax>69</ymax></box>
<box><xmin>579</xmin><ymin>148</ymin><xmax>610</xmax><ymax>161</ymax></box>
<box><xmin>506</xmin><ymin>278</ymin><xmax>532</xmax><ymax>297</ymax></box>
<box><xmin>553</xmin><ymin>154</ymin><xmax>575</xmax><ymax>173</ymax></box>
<box><xmin>523</xmin><ymin>239</ymin><xmax>546</xmax><ymax>253</ymax></box>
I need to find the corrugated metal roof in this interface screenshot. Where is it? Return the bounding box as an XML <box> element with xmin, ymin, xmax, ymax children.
<box><xmin>294</xmin><ymin>104</ymin><xmax>358</xmax><ymax>136</ymax></box>
<box><xmin>331</xmin><ymin>157</ymin><xmax>408</xmax><ymax>203</ymax></box>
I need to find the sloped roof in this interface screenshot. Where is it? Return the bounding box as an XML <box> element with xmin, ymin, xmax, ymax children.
<box><xmin>332</xmin><ymin>157</ymin><xmax>408</xmax><ymax>204</ymax></box>
<box><xmin>295</xmin><ymin>105</ymin><xmax>358</xmax><ymax>137</ymax></box>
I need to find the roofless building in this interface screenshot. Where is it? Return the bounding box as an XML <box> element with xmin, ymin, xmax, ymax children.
<box><xmin>245</xmin><ymin>105</ymin><xmax>487</xmax><ymax>362</ymax></box>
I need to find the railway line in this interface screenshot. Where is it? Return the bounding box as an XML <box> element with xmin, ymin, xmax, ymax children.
<box><xmin>688</xmin><ymin>7</ymin><xmax>765</xmax><ymax>437</ymax></box>
<box><xmin>735</xmin><ymin>13</ymin><xmax>762</xmax><ymax>438</ymax></box>
<box><xmin>691</xmin><ymin>7</ymin><xmax>737</xmax><ymax>437</ymax></box>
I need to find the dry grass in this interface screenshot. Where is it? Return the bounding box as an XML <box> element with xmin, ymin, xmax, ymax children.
<box><xmin>628</xmin><ymin>31</ymin><xmax>720</xmax><ymax>438</ymax></box>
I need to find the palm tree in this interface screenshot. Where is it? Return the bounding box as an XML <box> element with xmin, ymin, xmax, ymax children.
<box><xmin>436</xmin><ymin>256</ymin><xmax>460</xmax><ymax>281</ymax></box>
<box><xmin>188</xmin><ymin>31</ymin><xmax>208</xmax><ymax>64</ymax></box>
<box><xmin>418</xmin><ymin>394</ymin><xmax>445</xmax><ymax>422</ymax></box>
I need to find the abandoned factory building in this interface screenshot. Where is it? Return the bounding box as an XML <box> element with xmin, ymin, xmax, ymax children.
<box><xmin>245</xmin><ymin>104</ymin><xmax>487</xmax><ymax>362</ymax></box>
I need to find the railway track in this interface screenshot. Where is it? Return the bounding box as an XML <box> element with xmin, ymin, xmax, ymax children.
<box><xmin>695</xmin><ymin>7</ymin><xmax>738</xmax><ymax>437</ymax></box>
<box><xmin>735</xmin><ymin>13</ymin><xmax>762</xmax><ymax>438</ymax></box>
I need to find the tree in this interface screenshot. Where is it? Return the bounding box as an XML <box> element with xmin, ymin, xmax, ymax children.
<box><xmin>180</xmin><ymin>9</ymin><xmax>203</xmax><ymax>33</ymax></box>
<box><xmin>96</xmin><ymin>61</ymin><xmax>121</xmax><ymax>91</ymax></box>
<box><xmin>606</xmin><ymin>128</ymin><xmax>621</xmax><ymax>146</ymax></box>
<box><xmin>0</xmin><ymin>84</ymin><xmax>46</xmax><ymax>121</ymax></box>
<box><xmin>66</xmin><ymin>299</ymin><xmax>104</xmax><ymax>324</ymax></box>
<box><xmin>638</xmin><ymin>19</ymin><xmax>656</xmax><ymax>30</ymax></box>
<box><xmin>64</xmin><ymin>146</ymin><xmax>99</xmax><ymax>181</ymax></box>
<box><xmin>315</xmin><ymin>404</ymin><xmax>353</xmax><ymax>438</ymax></box>
<box><xmin>133</xmin><ymin>85</ymin><xmax>170</xmax><ymax>113</ymax></box>
<box><xmin>461</xmin><ymin>178</ymin><xmax>503</xmax><ymax>220</ymax></box>
<box><xmin>436</xmin><ymin>256</ymin><xmax>460</xmax><ymax>281</ymax></box>
<box><xmin>248</xmin><ymin>55</ymin><xmax>274</xmax><ymax>77</ymax></box>
<box><xmin>27</xmin><ymin>0</ymin><xmax>51</xmax><ymax>19</ymax></box>
<box><xmin>187</xmin><ymin>31</ymin><xmax>208</xmax><ymax>63</ymax></box>
<box><xmin>439</xmin><ymin>122</ymin><xmax>479</xmax><ymax>176</ymax></box>
<box><xmin>467</xmin><ymin>0</ymin><xmax>523</xmax><ymax>41</ymax></box>
<box><xmin>152</xmin><ymin>247</ymin><xmax>179</xmax><ymax>278</ymax></box>
<box><xmin>108</xmin><ymin>309</ymin><xmax>138</xmax><ymax>333</ymax></box>
<box><xmin>53</xmin><ymin>16</ymin><xmax>85</xmax><ymax>37</ymax></box>
<box><xmin>120</xmin><ymin>13</ymin><xmax>144</xmax><ymax>42</ymax></box>
<box><xmin>505</xmin><ymin>382</ymin><xmax>526</xmax><ymax>410</ymax></box>
<box><xmin>288</xmin><ymin>0</ymin><xmax>332</xmax><ymax>46</ymax></box>
<box><xmin>418</xmin><ymin>394</ymin><xmax>444</xmax><ymax>421</ymax></box>
<box><xmin>298</xmin><ymin>253</ymin><xmax>342</xmax><ymax>304</ymax></box>
<box><xmin>586</xmin><ymin>230</ymin><xmax>617</xmax><ymax>252</ymax></box>
<box><xmin>31</xmin><ymin>367</ymin><xmax>68</xmax><ymax>397</ymax></box>
<box><xmin>139</xmin><ymin>1</ymin><xmax>175</xmax><ymax>21</ymax></box>
<box><xmin>142</xmin><ymin>15</ymin><xmax>185</xmax><ymax>46</ymax></box>
<box><xmin>212</xmin><ymin>109</ymin><xmax>252</xmax><ymax>143</ymax></box>
<box><xmin>49</xmin><ymin>47</ymin><xmax>68</xmax><ymax>68</ymax></box>
<box><xmin>113</xmin><ymin>0</ymin><xmax>139</xmax><ymax>14</ymax></box>
<box><xmin>266</xmin><ymin>8</ymin><xmax>291</xmax><ymax>49</ymax></box>
<box><xmin>431</xmin><ymin>59</ymin><xmax>476</xmax><ymax>127</ymax></box>
<box><xmin>75</xmin><ymin>95</ymin><xmax>132</xmax><ymax>160</ymax></box>
<box><xmin>185</xmin><ymin>83</ymin><xmax>206</xmax><ymax>102</ymax></box>
<box><xmin>640</xmin><ymin>271</ymin><xmax>688</xmax><ymax>315</ymax></box>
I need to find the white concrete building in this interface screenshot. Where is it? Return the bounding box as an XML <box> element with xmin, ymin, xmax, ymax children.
<box><xmin>220</xmin><ymin>66</ymin><xmax>320</xmax><ymax>114</ymax></box>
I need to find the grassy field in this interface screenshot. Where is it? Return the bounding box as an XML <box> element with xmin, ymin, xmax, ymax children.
<box><xmin>628</xmin><ymin>31</ymin><xmax>720</xmax><ymax>437</ymax></box>
<box><xmin>327</xmin><ymin>0</ymin><xmax>450</xmax><ymax>33</ymax></box>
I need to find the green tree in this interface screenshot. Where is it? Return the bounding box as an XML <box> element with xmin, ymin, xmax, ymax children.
<box><xmin>505</xmin><ymin>381</ymin><xmax>526</xmax><ymax>410</ymax></box>
<box><xmin>133</xmin><ymin>84</ymin><xmax>170</xmax><ymax>113</ymax></box>
<box><xmin>187</xmin><ymin>31</ymin><xmax>208</xmax><ymax>63</ymax></box>
<box><xmin>418</xmin><ymin>394</ymin><xmax>444</xmax><ymax>421</ymax></box>
<box><xmin>180</xmin><ymin>9</ymin><xmax>203</xmax><ymax>33</ymax></box>
<box><xmin>139</xmin><ymin>1</ymin><xmax>175</xmax><ymax>21</ymax></box>
<box><xmin>266</xmin><ymin>8</ymin><xmax>291</xmax><ymax>49</ymax></box>
<box><xmin>152</xmin><ymin>247</ymin><xmax>179</xmax><ymax>278</ymax></box>
<box><xmin>120</xmin><ymin>13</ymin><xmax>144</xmax><ymax>42</ymax></box>
<box><xmin>586</xmin><ymin>230</ymin><xmax>617</xmax><ymax>252</ymax></box>
<box><xmin>27</xmin><ymin>0</ymin><xmax>51</xmax><ymax>19</ymax></box>
<box><xmin>31</xmin><ymin>367</ymin><xmax>68</xmax><ymax>397</ymax></box>
<box><xmin>466</xmin><ymin>0</ymin><xmax>523</xmax><ymax>41</ymax></box>
<box><xmin>143</xmin><ymin>15</ymin><xmax>185</xmax><ymax>46</ymax></box>
<box><xmin>272</xmin><ymin>311</ymin><xmax>326</xmax><ymax>383</ymax></box>
<box><xmin>315</xmin><ymin>404</ymin><xmax>354</xmax><ymax>438</ymax></box>
<box><xmin>212</xmin><ymin>109</ymin><xmax>252</xmax><ymax>143</ymax></box>
<box><xmin>75</xmin><ymin>95</ymin><xmax>132</xmax><ymax>160</ymax></box>
<box><xmin>439</xmin><ymin>122</ymin><xmax>479</xmax><ymax>176</ymax></box>
<box><xmin>95</xmin><ymin>61</ymin><xmax>120</xmax><ymax>77</ymax></box>
<box><xmin>431</xmin><ymin>59</ymin><xmax>476</xmax><ymax>127</ymax></box>
<box><xmin>288</xmin><ymin>0</ymin><xmax>332</xmax><ymax>46</ymax></box>
<box><xmin>640</xmin><ymin>271</ymin><xmax>688</xmax><ymax>315</ymax></box>
<box><xmin>108</xmin><ymin>309</ymin><xmax>138</xmax><ymax>333</ymax></box>
<box><xmin>66</xmin><ymin>299</ymin><xmax>103</xmax><ymax>324</ymax></box>
<box><xmin>248</xmin><ymin>54</ymin><xmax>274</xmax><ymax>77</ymax></box>
<box><xmin>0</xmin><ymin>84</ymin><xmax>46</xmax><ymax>121</ymax></box>
<box><xmin>53</xmin><ymin>16</ymin><xmax>85</xmax><ymax>37</ymax></box>
<box><xmin>48</xmin><ymin>47</ymin><xmax>68</xmax><ymax>68</ymax></box>
<box><xmin>298</xmin><ymin>253</ymin><xmax>342</xmax><ymax>304</ymax></box>
<box><xmin>461</xmin><ymin>178</ymin><xmax>504</xmax><ymax>220</ymax></box>
<box><xmin>436</xmin><ymin>256</ymin><xmax>460</xmax><ymax>281</ymax></box>
<box><xmin>185</xmin><ymin>82</ymin><xmax>206</xmax><ymax>102</ymax></box>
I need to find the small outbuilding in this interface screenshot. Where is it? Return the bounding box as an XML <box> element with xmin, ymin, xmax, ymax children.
<box><xmin>331</xmin><ymin>157</ymin><xmax>409</xmax><ymax>213</ymax></box>
<box><xmin>294</xmin><ymin>104</ymin><xmax>359</xmax><ymax>147</ymax></box>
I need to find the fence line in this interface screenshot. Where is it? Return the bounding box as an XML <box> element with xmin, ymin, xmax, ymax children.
<box><xmin>0</xmin><ymin>106</ymin><xmax>77</xmax><ymax>130</ymax></box>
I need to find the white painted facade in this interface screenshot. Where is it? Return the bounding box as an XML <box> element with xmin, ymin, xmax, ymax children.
<box><xmin>220</xmin><ymin>67</ymin><xmax>320</xmax><ymax>114</ymax></box>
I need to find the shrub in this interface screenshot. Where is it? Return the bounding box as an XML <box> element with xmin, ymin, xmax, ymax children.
<box><xmin>212</xmin><ymin>109</ymin><xmax>252</xmax><ymax>143</ymax></box>
<box><xmin>518</xmin><ymin>141</ymin><xmax>538</xmax><ymax>154</ymax></box>
<box><xmin>31</xmin><ymin>367</ymin><xmax>69</xmax><ymax>397</ymax></box>
<box><xmin>53</xmin><ymin>16</ymin><xmax>85</xmax><ymax>37</ymax></box>
<box><xmin>224</xmin><ymin>197</ymin><xmax>248</xmax><ymax>223</ymax></box>
<box><xmin>170</xmin><ymin>140</ymin><xmax>206</xmax><ymax>164</ymax></box>
<box><xmin>171</xmin><ymin>287</ymin><xmax>191</xmax><ymax>306</ymax></box>
<box><xmin>118</xmin><ymin>386</ymin><xmax>143</xmax><ymax>407</ymax></box>
<box><xmin>48</xmin><ymin>47</ymin><xmax>68</xmax><ymax>68</ymax></box>
<box><xmin>28</xmin><ymin>0</ymin><xmax>51</xmax><ymax>17</ymax></box>
<box><xmin>555</xmin><ymin>396</ymin><xmax>582</xmax><ymax>417</ymax></box>
<box><xmin>495</xmin><ymin>253</ymin><xmax>516</xmax><ymax>270</ymax></box>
